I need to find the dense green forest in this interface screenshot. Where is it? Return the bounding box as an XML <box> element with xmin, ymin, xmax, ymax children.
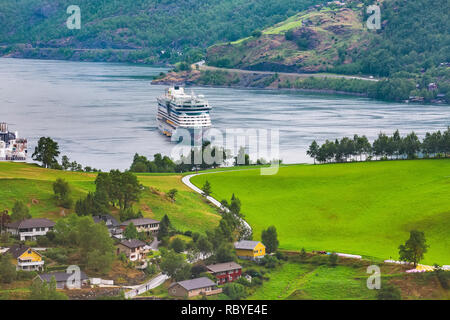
<box><xmin>201</xmin><ymin>0</ymin><xmax>450</xmax><ymax>103</ymax></box>
<box><xmin>0</xmin><ymin>0</ymin><xmax>319</xmax><ymax>64</ymax></box>
<box><xmin>332</xmin><ymin>0</ymin><xmax>450</xmax><ymax>77</ymax></box>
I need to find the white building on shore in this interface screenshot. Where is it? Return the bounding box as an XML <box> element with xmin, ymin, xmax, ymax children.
<box><xmin>0</xmin><ymin>122</ymin><xmax>27</xmax><ymax>161</ymax></box>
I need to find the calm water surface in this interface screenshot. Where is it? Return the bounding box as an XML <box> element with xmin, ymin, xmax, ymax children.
<box><xmin>1</xmin><ymin>58</ymin><xmax>449</xmax><ymax>170</ymax></box>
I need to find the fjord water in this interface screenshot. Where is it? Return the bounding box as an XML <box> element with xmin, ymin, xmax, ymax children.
<box><xmin>1</xmin><ymin>58</ymin><xmax>449</xmax><ymax>170</ymax></box>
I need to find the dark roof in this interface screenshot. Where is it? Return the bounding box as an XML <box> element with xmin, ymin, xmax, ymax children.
<box><xmin>171</xmin><ymin>277</ymin><xmax>216</xmax><ymax>291</ymax></box>
<box><xmin>93</xmin><ymin>214</ymin><xmax>119</xmax><ymax>227</ymax></box>
<box><xmin>7</xmin><ymin>245</ymin><xmax>41</xmax><ymax>259</ymax></box>
<box><xmin>120</xmin><ymin>218</ymin><xmax>159</xmax><ymax>227</ymax></box>
<box><xmin>206</xmin><ymin>262</ymin><xmax>242</xmax><ymax>273</ymax></box>
<box><xmin>6</xmin><ymin>218</ymin><xmax>55</xmax><ymax>230</ymax></box>
<box><xmin>119</xmin><ymin>239</ymin><xmax>146</xmax><ymax>249</ymax></box>
<box><xmin>234</xmin><ymin>240</ymin><xmax>262</xmax><ymax>250</ymax></box>
<box><xmin>38</xmin><ymin>271</ymin><xmax>88</xmax><ymax>283</ymax></box>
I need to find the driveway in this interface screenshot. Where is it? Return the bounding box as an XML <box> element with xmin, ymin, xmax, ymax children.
<box><xmin>124</xmin><ymin>273</ymin><xmax>169</xmax><ymax>299</ymax></box>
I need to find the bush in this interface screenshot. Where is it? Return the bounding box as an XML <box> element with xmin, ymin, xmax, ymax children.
<box><xmin>236</xmin><ymin>277</ymin><xmax>250</xmax><ymax>287</ymax></box>
<box><xmin>245</xmin><ymin>269</ymin><xmax>261</xmax><ymax>278</ymax></box>
<box><xmin>377</xmin><ymin>284</ymin><xmax>401</xmax><ymax>300</ymax></box>
<box><xmin>184</xmin><ymin>230</ymin><xmax>192</xmax><ymax>237</ymax></box>
<box><xmin>251</xmin><ymin>30</ymin><xmax>262</xmax><ymax>38</ymax></box>
<box><xmin>223</xmin><ymin>282</ymin><xmax>247</xmax><ymax>300</ymax></box>
<box><xmin>145</xmin><ymin>263</ymin><xmax>158</xmax><ymax>276</ymax></box>
<box><xmin>275</xmin><ymin>251</ymin><xmax>287</xmax><ymax>261</ymax></box>
<box><xmin>44</xmin><ymin>248</ymin><xmax>68</xmax><ymax>264</ymax></box>
<box><xmin>261</xmin><ymin>255</ymin><xmax>279</xmax><ymax>269</ymax></box>
<box><xmin>310</xmin><ymin>255</ymin><xmax>328</xmax><ymax>265</ymax></box>
<box><xmin>328</xmin><ymin>253</ymin><xmax>338</xmax><ymax>266</ymax></box>
<box><xmin>170</xmin><ymin>238</ymin><xmax>186</xmax><ymax>253</ymax></box>
<box><xmin>251</xmin><ymin>277</ymin><xmax>262</xmax><ymax>286</ymax></box>
<box><xmin>16</xmin><ymin>270</ymin><xmax>38</xmax><ymax>280</ymax></box>
<box><xmin>36</xmin><ymin>235</ymin><xmax>51</xmax><ymax>247</ymax></box>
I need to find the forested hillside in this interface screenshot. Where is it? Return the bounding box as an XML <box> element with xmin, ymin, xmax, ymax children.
<box><xmin>204</xmin><ymin>0</ymin><xmax>450</xmax><ymax>103</ymax></box>
<box><xmin>208</xmin><ymin>0</ymin><xmax>450</xmax><ymax>77</ymax></box>
<box><xmin>0</xmin><ymin>0</ymin><xmax>319</xmax><ymax>64</ymax></box>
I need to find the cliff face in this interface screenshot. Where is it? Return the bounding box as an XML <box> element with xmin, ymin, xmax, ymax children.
<box><xmin>207</xmin><ymin>7</ymin><xmax>369</xmax><ymax>73</ymax></box>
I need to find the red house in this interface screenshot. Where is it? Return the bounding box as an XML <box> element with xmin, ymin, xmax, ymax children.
<box><xmin>206</xmin><ymin>262</ymin><xmax>242</xmax><ymax>284</ymax></box>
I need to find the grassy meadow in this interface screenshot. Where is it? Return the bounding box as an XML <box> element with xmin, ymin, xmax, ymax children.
<box><xmin>0</xmin><ymin>162</ymin><xmax>220</xmax><ymax>234</ymax></box>
<box><xmin>248</xmin><ymin>262</ymin><xmax>377</xmax><ymax>300</ymax></box>
<box><xmin>191</xmin><ymin>159</ymin><xmax>450</xmax><ymax>264</ymax></box>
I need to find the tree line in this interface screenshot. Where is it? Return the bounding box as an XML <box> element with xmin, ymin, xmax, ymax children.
<box><xmin>307</xmin><ymin>128</ymin><xmax>450</xmax><ymax>164</ymax></box>
<box><xmin>32</xmin><ymin>137</ymin><xmax>100</xmax><ymax>172</ymax></box>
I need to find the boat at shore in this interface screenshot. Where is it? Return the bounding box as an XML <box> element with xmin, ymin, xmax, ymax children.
<box><xmin>0</xmin><ymin>122</ymin><xmax>27</xmax><ymax>161</ymax></box>
<box><xmin>156</xmin><ymin>86</ymin><xmax>212</xmax><ymax>138</ymax></box>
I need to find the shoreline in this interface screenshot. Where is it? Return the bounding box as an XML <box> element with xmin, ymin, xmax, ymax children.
<box><xmin>1</xmin><ymin>55</ymin><xmax>448</xmax><ymax>105</ymax></box>
<box><xmin>151</xmin><ymin>81</ymin><xmax>369</xmax><ymax>98</ymax></box>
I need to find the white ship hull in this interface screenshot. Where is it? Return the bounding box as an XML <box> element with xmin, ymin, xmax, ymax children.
<box><xmin>156</xmin><ymin>86</ymin><xmax>212</xmax><ymax>140</ymax></box>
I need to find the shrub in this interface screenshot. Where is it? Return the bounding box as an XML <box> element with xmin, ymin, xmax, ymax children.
<box><xmin>261</xmin><ymin>255</ymin><xmax>279</xmax><ymax>269</ymax></box>
<box><xmin>328</xmin><ymin>253</ymin><xmax>338</xmax><ymax>266</ymax></box>
<box><xmin>377</xmin><ymin>284</ymin><xmax>401</xmax><ymax>300</ymax></box>
<box><xmin>223</xmin><ymin>282</ymin><xmax>247</xmax><ymax>300</ymax></box>
<box><xmin>251</xmin><ymin>30</ymin><xmax>262</xmax><ymax>38</ymax></box>
<box><xmin>170</xmin><ymin>238</ymin><xmax>186</xmax><ymax>253</ymax></box>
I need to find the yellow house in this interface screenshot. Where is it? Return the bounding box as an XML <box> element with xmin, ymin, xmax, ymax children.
<box><xmin>234</xmin><ymin>240</ymin><xmax>266</xmax><ymax>260</ymax></box>
<box><xmin>8</xmin><ymin>245</ymin><xmax>44</xmax><ymax>271</ymax></box>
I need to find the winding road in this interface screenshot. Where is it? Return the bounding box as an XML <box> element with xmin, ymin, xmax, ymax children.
<box><xmin>182</xmin><ymin>171</ymin><xmax>252</xmax><ymax>238</ymax></box>
<box><xmin>124</xmin><ymin>273</ymin><xmax>169</xmax><ymax>299</ymax></box>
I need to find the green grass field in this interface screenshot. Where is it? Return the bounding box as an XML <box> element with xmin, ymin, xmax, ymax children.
<box><xmin>191</xmin><ymin>160</ymin><xmax>450</xmax><ymax>264</ymax></box>
<box><xmin>0</xmin><ymin>162</ymin><xmax>220</xmax><ymax>234</ymax></box>
<box><xmin>248</xmin><ymin>262</ymin><xmax>377</xmax><ymax>300</ymax></box>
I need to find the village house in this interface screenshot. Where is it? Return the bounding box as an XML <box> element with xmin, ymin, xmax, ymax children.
<box><xmin>120</xmin><ymin>218</ymin><xmax>160</xmax><ymax>236</ymax></box>
<box><xmin>206</xmin><ymin>262</ymin><xmax>242</xmax><ymax>284</ymax></box>
<box><xmin>6</xmin><ymin>218</ymin><xmax>55</xmax><ymax>241</ymax></box>
<box><xmin>6</xmin><ymin>244</ymin><xmax>44</xmax><ymax>271</ymax></box>
<box><xmin>169</xmin><ymin>277</ymin><xmax>222</xmax><ymax>298</ymax></box>
<box><xmin>36</xmin><ymin>271</ymin><xmax>89</xmax><ymax>289</ymax></box>
<box><xmin>234</xmin><ymin>240</ymin><xmax>266</xmax><ymax>261</ymax></box>
<box><xmin>93</xmin><ymin>214</ymin><xmax>120</xmax><ymax>235</ymax></box>
<box><xmin>115</xmin><ymin>239</ymin><xmax>149</xmax><ymax>261</ymax></box>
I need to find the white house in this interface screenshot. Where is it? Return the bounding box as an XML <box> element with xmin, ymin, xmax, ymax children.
<box><xmin>120</xmin><ymin>218</ymin><xmax>160</xmax><ymax>236</ymax></box>
<box><xmin>6</xmin><ymin>218</ymin><xmax>55</xmax><ymax>241</ymax></box>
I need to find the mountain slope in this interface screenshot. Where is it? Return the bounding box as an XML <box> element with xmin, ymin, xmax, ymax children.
<box><xmin>208</xmin><ymin>5</ymin><xmax>369</xmax><ymax>73</ymax></box>
<box><xmin>0</xmin><ymin>0</ymin><xmax>320</xmax><ymax>64</ymax></box>
<box><xmin>207</xmin><ymin>0</ymin><xmax>450</xmax><ymax>78</ymax></box>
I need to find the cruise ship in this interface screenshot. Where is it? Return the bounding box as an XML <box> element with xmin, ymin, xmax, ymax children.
<box><xmin>0</xmin><ymin>122</ymin><xmax>27</xmax><ymax>161</ymax></box>
<box><xmin>156</xmin><ymin>86</ymin><xmax>212</xmax><ymax>138</ymax></box>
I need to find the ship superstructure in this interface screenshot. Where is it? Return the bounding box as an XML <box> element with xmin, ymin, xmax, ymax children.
<box><xmin>156</xmin><ymin>86</ymin><xmax>212</xmax><ymax>137</ymax></box>
<box><xmin>0</xmin><ymin>122</ymin><xmax>27</xmax><ymax>161</ymax></box>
